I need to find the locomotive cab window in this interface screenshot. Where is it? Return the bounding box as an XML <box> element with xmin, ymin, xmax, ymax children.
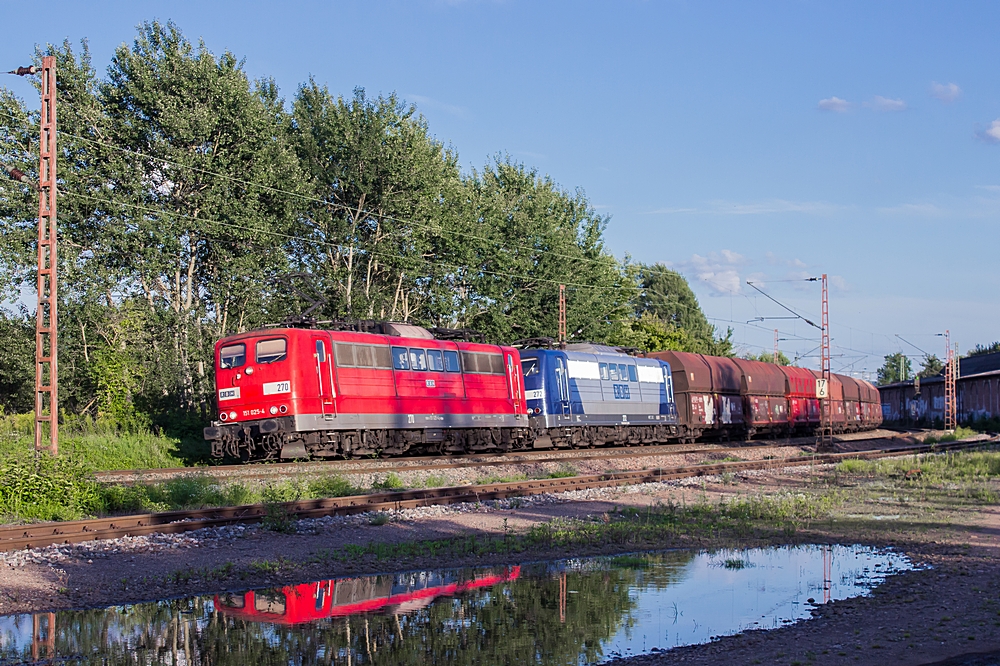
<box><xmin>444</xmin><ymin>350</ymin><xmax>461</xmax><ymax>373</ymax></box>
<box><xmin>426</xmin><ymin>349</ymin><xmax>445</xmax><ymax>372</ymax></box>
<box><xmin>608</xmin><ymin>364</ymin><xmax>620</xmax><ymax>381</ymax></box>
<box><xmin>627</xmin><ymin>365</ymin><xmax>638</xmax><ymax>382</ymax></box>
<box><xmin>522</xmin><ymin>358</ymin><xmax>539</xmax><ymax>377</ymax></box>
<box><xmin>253</xmin><ymin>590</ymin><xmax>286</xmax><ymax>615</ymax></box>
<box><xmin>219</xmin><ymin>344</ymin><xmax>246</xmax><ymax>369</ymax></box>
<box><xmin>256</xmin><ymin>338</ymin><xmax>287</xmax><ymax>364</ymax></box>
<box><xmin>218</xmin><ymin>593</ymin><xmax>245</xmax><ymax>609</ymax></box>
<box><xmin>392</xmin><ymin>347</ymin><xmax>409</xmax><ymax>370</ymax></box>
<box><xmin>599</xmin><ymin>363</ymin><xmax>609</xmax><ymax>380</ymax></box>
<box><xmin>409</xmin><ymin>348</ymin><xmax>428</xmax><ymax>371</ymax></box>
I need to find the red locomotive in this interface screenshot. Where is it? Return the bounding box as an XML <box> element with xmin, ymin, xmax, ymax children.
<box><xmin>203</xmin><ymin>322</ymin><xmax>530</xmax><ymax>460</ymax></box>
<box><xmin>214</xmin><ymin>566</ymin><xmax>521</xmax><ymax>625</ymax></box>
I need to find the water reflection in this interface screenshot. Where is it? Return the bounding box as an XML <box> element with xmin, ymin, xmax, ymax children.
<box><xmin>0</xmin><ymin>545</ymin><xmax>912</xmax><ymax>665</ymax></box>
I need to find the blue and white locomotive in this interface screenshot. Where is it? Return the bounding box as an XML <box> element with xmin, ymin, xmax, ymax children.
<box><xmin>518</xmin><ymin>343</ymin><xmax>678</xmax><ymax>448</ymax></box>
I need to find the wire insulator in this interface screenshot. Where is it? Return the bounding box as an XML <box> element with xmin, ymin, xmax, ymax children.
<box><xmin>8</xmin><ymin>66</ymin><xmax>38</xmax><ymax>76</ymax></box>
<box><xmin>3</xmin><ymin>165</ymin><xmax>33</xmax><ymax>186</ymax></box>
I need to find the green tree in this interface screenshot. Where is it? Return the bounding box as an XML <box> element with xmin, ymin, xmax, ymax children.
<box><xmin>918</xmin><ymin>354</ymin><xmax>944</xmax><ymax>378</ymax></box>
<box><xmin>877</xmin><ymin>352</ymin><xmax>912</xmax><ymax>385</ymax></box>
<box><xmin>743</xmin><ymin>350</ymin><xmax>792</xmax><ymax>365</ymax></box>
<box><xmin>967</xmin><ymin>341</ymin><xmax>1000</xmax><ymax>357</ymax></box>
<box><xmin>292</xmin><ymin>84</ymin><xmax>463</xmax><ymax>322</ymax></box>
<box><xmin>457</xmin><ymin>158</ymin><xmax>635</xmax><ymax>343</ymax></box>
<box><xmin>0</xmin><ymin>310</ymin><xmax>33</xmax><ymax>413</ymax></box>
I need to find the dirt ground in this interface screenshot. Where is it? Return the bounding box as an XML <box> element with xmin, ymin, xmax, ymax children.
<box><xmin>1</xmin><ymin>455</ymin><xmax>998</xmax><ymax>665</ymax></box>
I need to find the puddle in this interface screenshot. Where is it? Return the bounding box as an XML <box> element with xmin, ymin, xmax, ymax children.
<box><xmin>0</xmin><ymin>544</ymin><xmax>913</xmax><ymax>665</ymax></box>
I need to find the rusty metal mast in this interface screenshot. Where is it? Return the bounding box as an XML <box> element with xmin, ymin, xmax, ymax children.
<box><xmin>944</xmin><ymin>329</ymin><xmax>956</xmax><ymax>432</ymax></box>
<box><xmin>35</xmin><ymin>56</ymin><xmax>58</xmax><ymax>456</ymax></box>
<box><xmin>818</xmin><ymin>274</ymin><xmax>832</xmax><ymax>451</ymax></box>
<box><xmin>558</xmin><ymin>284</ymin><xmax>567</xmax><ymax>349</ymax></box>
<box><xmin>773</xmin><ymin>329</ymin><xmax>779</xmax><ymax>364</ymax></box>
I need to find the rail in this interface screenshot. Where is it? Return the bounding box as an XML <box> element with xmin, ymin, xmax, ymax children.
<box><xmin>1</xmin><ymin>436</ymin><xmax>991</xmax><ymax>553</ymax></box>
<box><xmin>93</xmin><ymin>430</ymin><xmax>916</xmax><ymax>485</ymax></box>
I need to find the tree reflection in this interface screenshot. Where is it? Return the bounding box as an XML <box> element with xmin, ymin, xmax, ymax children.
<box><xmin>0</xmin><ymin>552</ymin><xmax>695</xmax><ymax>665</ymax></box>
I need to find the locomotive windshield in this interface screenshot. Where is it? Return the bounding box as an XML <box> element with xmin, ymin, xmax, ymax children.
<box><xmin>256</xmin><ymin>338</ymin><xmax>287</xmax><ymax>364</ymax></box>
<box><xmin>521</xmin><ymin>358</ymin><xmax>539</xmax><ymax>377</ymax></box>
<box><xmin>219</xmin><ymin>344</ymin><xmax>246</xmax><ymax>369</ymax></box>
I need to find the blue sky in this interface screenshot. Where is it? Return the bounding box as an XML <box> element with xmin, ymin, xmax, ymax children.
<box><xmin>3</xmin><ymin>0</ymin><xmax>997</xmax><ymax>376</ymax></box>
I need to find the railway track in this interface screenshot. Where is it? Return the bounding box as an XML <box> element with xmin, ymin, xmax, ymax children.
<box><xmin>93</xmin><ymin>430</ymin><xmax>914</xmax><ymax>484</ymax></box>
<box><xmin>1</xmin><ymin>436</ymin><xmax>992</xmax><ymax>554</ymax></box>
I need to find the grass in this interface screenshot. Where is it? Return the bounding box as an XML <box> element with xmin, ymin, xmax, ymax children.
<box><xmin>923</xmin><ymin>426</ymin><xmax>979</xmax><ymax>445</ymax></box>
<box><xmin>0</xmin><ymin>411</ymin><xmax>199</xmax><ymax>472</ymax></box>
<box><xmin>608</xmin><ymin>554</ymin><xmax>651</xmax><ymax>569</ymax></box>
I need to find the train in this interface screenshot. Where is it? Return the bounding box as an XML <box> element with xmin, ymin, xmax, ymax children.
<box><xmin>214</xmin><ymin>566</ymin><xmax>521</xmax><ymax>625</ymax></box>
<box><xmin>203</xmin><ymin>322</ymin><xmax>881</xmax><ymax>460</ymax></box>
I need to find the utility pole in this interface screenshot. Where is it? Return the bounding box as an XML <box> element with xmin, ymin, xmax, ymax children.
<box><xmin>818</xmin><ymin>274</ymin><xmax>832</xmax><ymax>451</ymax></box>
<box><xmin>773</xmin><ymin>329</ymin><xmax>779</xmax><ymax>364</ymax></box>
<box><xmin>944</xmin><ymin>329</ymin><xmax>956</xmax><ymax>432</ymax></box>
<box><xmin>558</xmin><ymin>284</ymin><xmax>567</xmax><ymax>349</ymax></box>
<box><xmin>9</xmin><ymin>58</ymin><xmax>59</xmax><ymax>456</ymax></box>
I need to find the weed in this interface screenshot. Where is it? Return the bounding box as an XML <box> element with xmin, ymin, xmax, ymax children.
<box><xmin>372</xmin><ymin>472</ymin><xmax>405</xmax><ymax>491</ymax></box>
<box><xmin>307</xmin><ymin>475</ymin><xmax>359</xmax><ymax>498</ymax></box>
<box><xmin>368</xmin><ymin>511</ymin><xmax>391</xmax><ymax>526</ymax></box>
<box><xmin>262</xmin><ymin>504</ymin><xmax>295</xmax><ymax>533</ymax></box>
<box><xmin>546</xmin><ymin>465</ymin><xmax>578</xmax><ymax>479</ymax></box>
<box><xmin>608</xmin><ymin>554</ymin><xmax>651</xmax><ymax>569</ymax></box>
<box><xmin>421</xmin><ymin>474</ymin><xmax>450</xmax><ymax>488</ymax></box>
<box><xmin>722</xmin><ymin>558</ymin><xmax>752</xmax><ymax>570</ymax></box>
<box><xmin>249</xmin><ymin>559</ymin><xmax>280</xmax><ymax>574</ymax></box>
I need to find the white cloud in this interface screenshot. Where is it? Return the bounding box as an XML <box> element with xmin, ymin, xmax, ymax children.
<box><xmin>976</xmin><ymin>185</ymin><xmax>1000</xmax><ymax>192</ymax></box>
<box><xmin>980</xmin><ymin>119</ymin><xmax>1000</xmax><ymax>143</ymax></box>
<box><xmin>765</xmin><ymin>252</ymin><xmax>807</xmax><ymax>269</ymax></box>
<box><xmin>868</xmin><ymin>96</ymin><xmax>907</xmax><ymax>112</ymax></box>
<box><xmin>818</xmin><ymin>97</ymin><xmax>851</xmax><ymax>112</ymax></box>
<box><xmin>718</xmin><ymin>199</ymin><xmax>840</xmax><ymax>215</ymax></box>
<box><xmin>680</xmin><ymin>251</ymin><xmax>746</xmax><ymax>296</ymax></box>
<box><xmin>930</xmin><ymin>81</ymin><xmax>961</xmax><ymax>103</ymax></box>
<box><xmin>877</xmin><ymin>202</ymin><xmax>943</xmax><ymax>216</ymax></box>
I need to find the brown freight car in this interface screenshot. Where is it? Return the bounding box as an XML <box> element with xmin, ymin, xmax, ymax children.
<box><xmin>732</xmin><ymin>358</ymin><xmax>788</xmax><ymax>437</ymax></box>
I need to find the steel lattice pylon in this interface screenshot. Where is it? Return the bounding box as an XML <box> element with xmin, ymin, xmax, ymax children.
<box><xmin>34</xmin><ymin>56</ymin><xmax>58</xmax><ymax>457</ymax></box>
<box><xmin>944</xmin><ymin>330</ymin><xmax>957</xmax><ymax>432</ymax></box>
<box><xmin>818</xmin><ymin>274</ymin><xmax>833</xmax><ymax>451</ymax></box>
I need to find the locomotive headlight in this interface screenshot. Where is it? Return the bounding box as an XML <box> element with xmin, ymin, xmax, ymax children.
<box><xmin>269</xmin><ymin>406</ymin><xmax>278</xmax><ymax>415</ymax></box>
<box><xmin>279</xmin><ymin>405</ymin><xmax>288</xmax><ymax>414</ymax></box>
<box><xmin>219</xmin><ymin>412</ymin><xmax>228</xmax><ymax>421</ymax></box>
<box><xmin>228</xmin><ymin>411</ymin><xmax>237</xmax><ymax>420</ymax></box>
<box><xmin>245</xmin><ymin>367</ymin><xmax>253</xmax><ymax>375</ymax></box>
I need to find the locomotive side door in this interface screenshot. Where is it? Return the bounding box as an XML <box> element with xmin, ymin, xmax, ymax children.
<box><xmin>313</xmin><ymin>335</ymin><xmax>335</xmax><ymax>416</ymax></box>
<box><xmin>505</xmin><ymin>353</ymin><xmax>522</xmax><ymax>412</ymax></box>
<box><xmin>554</xmin><ymin>357</ymin><xmax>571</xmax><ymax>415</ymax></box>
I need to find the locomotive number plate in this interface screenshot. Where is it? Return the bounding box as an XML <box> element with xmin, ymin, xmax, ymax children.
<box><xmin>524</xmin><ymin>389</ymin><xmax>544</xmax><ymax>400</ymax></box>
<box><xmin>263</xmin><ymin>381</ymin><xmax>291</xmax><ymax>395</ymax></box>
<box><xmin>218</xmin><ymin>387</ymin><xmax>241</xmax><ymax>401</ymax></box>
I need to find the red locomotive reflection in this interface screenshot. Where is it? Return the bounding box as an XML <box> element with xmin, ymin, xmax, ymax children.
<box><xmin>214</xmin><ymin>566</ymin><xmax>520</xmax><ymax>625</ymax></box>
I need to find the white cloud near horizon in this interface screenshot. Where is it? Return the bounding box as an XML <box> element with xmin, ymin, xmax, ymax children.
<box><xmin>868</xmin><ymin>95</ymin><xmax>907</xmax><ymax>112</ymax></box>
<box><xmin>818</xmin><ymin>96</ymin><xmax>851</xmax><ymax>112</ymax></box>
<box><xmin>930</xmin><ymin>81</ymin><xmax>961</xmax><ymax>103</ymax></box>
